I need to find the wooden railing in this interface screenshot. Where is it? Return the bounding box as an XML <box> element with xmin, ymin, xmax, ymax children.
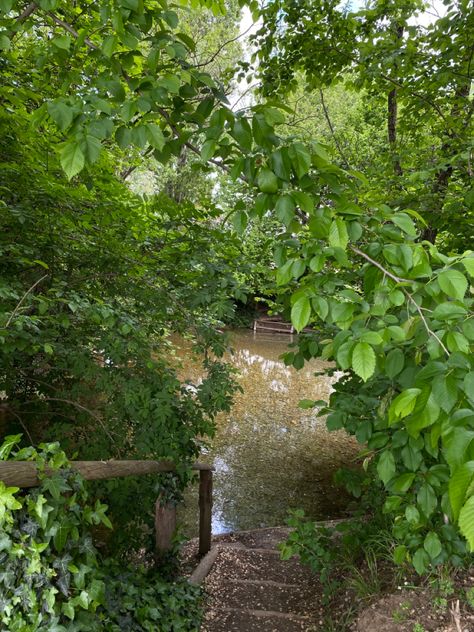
<box><xmin>0</xmin><ymin>459</ymin><xmax>214</xmax><ymax>557</ymax></box>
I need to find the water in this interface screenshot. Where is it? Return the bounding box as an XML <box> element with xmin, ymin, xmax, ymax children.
<box><xmin>175</xmin><ymin>329</ymin><xmax>358</xmax><ymax>536</ymax></box>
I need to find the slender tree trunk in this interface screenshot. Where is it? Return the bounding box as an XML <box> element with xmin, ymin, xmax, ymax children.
<box><xmin>387</xmin><ymin>24</ymin><xmax>404</xmax><ymax>177</ymax></box>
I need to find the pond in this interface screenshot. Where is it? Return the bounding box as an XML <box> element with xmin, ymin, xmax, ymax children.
<box><xmin>175</xmin><ymin>329</ymin><xmax>358</xmax><ymax>536</ymax></box>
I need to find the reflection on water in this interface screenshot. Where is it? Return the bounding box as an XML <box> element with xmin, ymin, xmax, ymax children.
<box><xmin>176</xmin><ymin>329</ymin><xmax>358</xmax><ymax>536</ymax></box>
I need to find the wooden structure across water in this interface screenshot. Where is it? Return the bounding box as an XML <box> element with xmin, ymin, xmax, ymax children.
<box><xmin>252</xmin><ymin>315</ymin><xmax>313</xmax><ymax>335</ymax></box>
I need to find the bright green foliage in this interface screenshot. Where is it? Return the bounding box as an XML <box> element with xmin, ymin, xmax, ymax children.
<box><xmin>0</xmin><ymin>113</ymin><xmax>242</xmax><ymax>550</ymax></box>
<box><xmin>0</xmin><ymin>435</ymin><xmax>202</xmax><ymax>631</ymax></box>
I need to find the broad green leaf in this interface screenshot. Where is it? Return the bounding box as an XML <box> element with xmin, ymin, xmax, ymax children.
<box><xmin>413</xmin><ymin>548</ymin><xmax>430</xmax><ymax>574</ymax></box>
<box><xmin>459</xmin><ymin>495</ymin><xmax>474</xmax><ymax>551</ymax></box>
<box><xmin>328</xmin><ymin>218</ymin><xmax>349</xmax><ymax>250</ymax></box>
<box><xmin>351</xmin><ymin>342</ymin><xmax>376</xmax><ymax>382</ymax></box>
<box><xmin>0</xmin><ymin>434</ymin><xmax>22</xmax><ymax>460</ymax></box>
<box><xmin>291</xmin><ymin>296</ymin><xmax>311</xmax><ymax>332</ymax></box>
<box><xmin>462</xmin><ymin>257</ymin><xmax>474</xmax><ymax>277</ymax></box>
<box><xmin>79</xmin><ymin>135</ymin><xmax>101</xmax><ymax>165</ymax></box>
<box><xmin>201</xmin><ymin>139</ymin><xmax>216</xmax><ymax>162</ymax></box>
<box><xmin>388</xmin><ymin>388</ymin><xmax>421</xmax><ymax>424</ymax></box>
<box><xmin>449</xmin><ymin>461</ymin><xmax>474</xmax><ymax>521</ymax></box>
<box><xmin>377</xmin><ymin>450</ymin><xmax>396</xmax><ymax>484</ymax></box>
<box><xmin>60</xmin><ymin>142</ymin><xmax>85</xmax><ymax>180</ymax></box>
<box><xmin>432</xmin><ymin>374</ymin><xmax>458</xmax><ymax>413</ymax></box>
<box><xmin>52</xmin><ymin>35</ymin><xmax>71</xmax><ymax>50</ymax></box>
<box><xmin>443</xmin><ymin>427</ymin><xmax>474</xmax><ymax>470</ymax></box>
<box><xmin>393</xmin><ymin>545</ymin><xmax>407</xmax><ymax>565</ymax></box>
<box><xmin>288</xmin><ymin>142</ymin><xmax>311</xmax><ymax>178</ymax></box>
<box><xmin>405</xmin><ymin>505</ymin><xmax>420</xmax><ymax>523</ymax></box>
<box><xmin>424</xmin><ymin>532</ymin><xmax>442</xmax><ymax>560</ymax></box>
<box><xmin>146</xmin><ymin>124</ymin><xmax>165</xmax><ymax>151</ymax></box>
<box><xmin>232</xmin><ymin>118</ymin><xmax>252</xmax><ymax>151</ymax></box>
<box><xmin>385</xmin><ymin>348</ymin><xmax>404</xmax><ymax>378</ymax></box>
<box><xmin>432</xmin><ymin>302</ymin><xmax>467</xmax><ymax>320</ymax></box>
<box><xmin>417</xmin><ymin>483</ymin><xmax>437</xmax><ymax>517</ymax></box>
<box><xmin>392</xmin><ymin>212</ymin><xmax>417</xmax><ymax>237</ymax></box>
<box><xmin>438</xmin><ymin>269</ymin><xmax>468</xmax><ymax>300</ymax></box>
<box><xmin>102</xmin><ymin>34</ymin><xmax>118</xmax><ymax>57</ymax></box>
<box><xmin>47</xmin><ymin>101</ymin><xmax>73</xmax><ymax>131</ymax></box>
<box><xmin>257</xmin><ymin>168</ymin><xmax>278</xmax><ymax>194</ymax></box>
<box><xmin>275</xmin><ymin>194</ymin><xmax>295</xmax><ymax>226</ymax></box>
<box><xmin>463</xmin><ymin>372</ymin><xmax>474</xmax><ymax>401</ymax></box>
<box><xmin>391</xmin><ymin>472</ymin><xmax>416</xmax><ymax>493</ymax></box>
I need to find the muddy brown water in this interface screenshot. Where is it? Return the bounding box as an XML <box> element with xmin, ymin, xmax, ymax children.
<box><xmin>175</xmin><ymin>329</ymin><xmax>358</xmax><ymax>536</ymax></box>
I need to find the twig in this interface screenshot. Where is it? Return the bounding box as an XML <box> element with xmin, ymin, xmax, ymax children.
<box><xmin>193</xmin><ymin>21</ymin><xmax>256</xmax><ymax>68</ymax></box>
<box><xmin>319</xmin><ymin>88</ymin><xmax>350</xmax><ymax>167</ymax></box>
<box><xmin>16</xmin><ymin>2</ymin><xmax>37</xmax><ymax>21</ymax></box>
<box><xmin>5</xmin><ymin>274</ymin><xmax>48</xmax><ymax>328</ymax></box>
<box><xmin>350</xmin><ymin>245</ymin><xmax>450</xmax><ymax>356</ymax></box>
<box><xmin>37</xmin><ymin>397</ymin><xmax>117</xmax><ymax>444</ymax></box>
<box><xmin>349</xmin><ymin>246</ymin><xmax>408</xmax><ymax>284</ymax></box>
<box><xmin>47</xmin><ymin>11</ymin><xmax>98</xmax><ymax>50</ymax></box>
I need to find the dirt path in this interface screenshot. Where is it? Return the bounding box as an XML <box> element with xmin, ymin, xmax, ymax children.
<box><xmin>186</xmin><ymin>527</ymin><xmax>325</xmax><ymax>632</ymax></box>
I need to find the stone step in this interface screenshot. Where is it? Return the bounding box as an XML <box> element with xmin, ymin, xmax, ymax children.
<box><xmin>201</xmin><ymin>607</ymin><xmax>312</xmax><ymax>632</ymax></box>
<box><xmin>217</xmin><ymin>578</ymin><xmax>313</xmax><ymax>615</ymax></box>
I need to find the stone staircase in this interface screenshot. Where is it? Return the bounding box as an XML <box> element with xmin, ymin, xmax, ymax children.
<box><xmin>198</xmin><ymin>528</ymin><xmax>322</xmax><ymax>632</ymax></box>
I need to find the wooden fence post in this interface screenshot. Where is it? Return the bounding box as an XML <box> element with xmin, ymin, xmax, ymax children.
<box><xmin>155</xmin><ymin>498</ymin><xmax>176</xmax><ymax>557</ymax></box>
<box><xmin>198</xmin><ymin>469</ymin><xmax>212</xmax><ymax>557</ymax></box>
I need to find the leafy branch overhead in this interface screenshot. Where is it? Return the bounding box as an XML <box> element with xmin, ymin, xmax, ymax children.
<box><xmin>1</xmin><ymin>0</ymin><xmax>474</xmax><ymax>580</ymax></box>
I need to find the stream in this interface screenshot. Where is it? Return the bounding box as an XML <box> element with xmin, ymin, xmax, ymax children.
<box><xmin>175</xmin><ymin>329</ymin><xmax>358</xmax><ymax>536</ymax></box>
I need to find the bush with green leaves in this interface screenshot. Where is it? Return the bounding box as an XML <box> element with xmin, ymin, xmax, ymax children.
<box><xmin>0</xmin><ymin>435</ymin><xmax>202</xmax><ymax>631</ymax></box>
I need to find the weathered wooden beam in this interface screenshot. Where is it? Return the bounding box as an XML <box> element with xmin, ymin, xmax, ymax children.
<box><xmin>198</xmin><ymin>468</ymin><xmax>213</xmax><ymax>557</ymax></box>
<box><xmin>155</xmin><ymin>499</ymin><xmax>177</xmax><ymax>557</ymax></box>
<box><xmin>0</xmin><ymin>460</ymin><xmax>213</xmax><ymax>488</ymax></box>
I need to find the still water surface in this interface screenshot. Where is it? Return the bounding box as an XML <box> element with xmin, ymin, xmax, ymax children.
<box><xmin>175</xmin><ymin>329</ymin><xmax>358</xmax><ymax>536</ymax></box>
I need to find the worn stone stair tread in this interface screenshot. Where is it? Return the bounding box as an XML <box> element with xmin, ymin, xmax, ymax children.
<box><xmin>201</xmin><ymin>607</ymin><xmax>313</xmax><ymax>632</ymax></box>
<box><xmin>215</xmin><ymin>580</ymin><xmax>313</xmax><ymax>614</ymax></box>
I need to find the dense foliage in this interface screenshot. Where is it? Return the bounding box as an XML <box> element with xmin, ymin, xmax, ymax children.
<box><xmin>0</xmin><ymin>0</ymin><xmax>473</xmax><ymax>613</ymax></box>
<box><xmin>0</xmin><ymin>435</ymin><xmax>202</xmax><ymax>631</ymax></box>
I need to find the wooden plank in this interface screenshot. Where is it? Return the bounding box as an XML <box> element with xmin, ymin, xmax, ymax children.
<box><xmin>155</xmin><ymin>499</ymin><xmax>177</xmax><ymax>557</ymax></box>
<box><xmin>0</xmin><ymin>460</ymin><xmax>213</xmax><ymax>488</ymax></box>
<box><xmin>198</xmin><ymin>468</ymin><xmax>213</xmax><ymax>557</ymax></box>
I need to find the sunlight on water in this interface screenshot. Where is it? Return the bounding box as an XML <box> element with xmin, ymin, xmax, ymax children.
<box><xmin>175</xmin><ymin>329</ymin><xmax>358</xmax><ymax>536</ymax></box>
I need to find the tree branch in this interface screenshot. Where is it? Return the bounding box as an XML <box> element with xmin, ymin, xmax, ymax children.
<box><xmin>5</xmin><ymin>274</ymin><xmax>48</xmax><ymax>328</ymax></box>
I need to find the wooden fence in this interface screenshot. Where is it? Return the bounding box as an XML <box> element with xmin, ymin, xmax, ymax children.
<box><xmin>0</xmin><ymin>459</ymin><xmax>213</xmax><ymax>558</ymax></box>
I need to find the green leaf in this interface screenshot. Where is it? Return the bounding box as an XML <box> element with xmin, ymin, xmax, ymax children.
<box><xmin>146</xmin><ymin>123</ymin><xmax>165</xmax><ymax>151</ymax></box>
<box><xmin>201</xmin><ymin>140</ymin><xmax>216</xmax><ymax>162</ymax></box>
<box><xmin>388</xmin><ymin>388</ymin><xmax>421</xmax><ymax>424</ymax></box>
<box><xmin>351</xmin><ymin>342</ymin><xmax>376</xmax><ymax>382</ymax></box>
<box><xmin>47</xmin><ymin>101</ymin><xmax>73</xmax><ymax>131</ymax></box>
<box><xmin>459</xmin><ymin>495</ymin><xmax>474</xmax><ymax>550</ymax></box>
<box><xmin>328</xmin><ymin>218</ymin><xmax>349</xmax><ymax>250</ymax></box>
<box><xmin>257</xmin><ymin>168</ymin><xmax>279</xmax><ymax>194</ymax></box>
<box><xmin>413</xmin><ymin>548</ymin><xmax>430</xmax><ymax>575</ymax></box>
<box><xmin>0</xmin><ymin>434</ymin><xmax>22</xmax><ymax>460</ymax></box>
<box><xmin>462</xmin><ymin>257</ymin><xmax>474</xmax><ymax>277</ymax></box>
<box><xmin>288</xmin><ymin>142</ymin><xmax>311</xmax><ymax>178</ymax></box>
<box><xmin>0</xmin><ymin>33</ymin><xmax>10</xmax><ymax>50</ymax></box>
<box><xmin>424</xmin><ymin>532</ymin><xmax>442</xmax><ymax>560</ymax></box>
<box><xmin>417</xmin><ymin>483</ymin><xmax>437</xmax><ymax>517</ymax></box>
<box><xmin>463</xmin><ymin>372</ymin><xmax>474</xmax><ymax>402</ymax></box>
<box><xmin>443</xmin><ymin>427</ymin><xmax>474</xmax><ymax>470</ymax></box>
<box><xmin>385</xmin><ymin>348</ymin><xmax>404</xmax><ymax>378</ymax></box>
<box><xmin>291</xmin><ymin>297</ymin><xmax>311</xmax><ymax>332</ymax></box>
<box><xmin>438</xmin><ymin>269</ymin><xmax>468</xmax><ymax>300</ymax></box>
<box><xmin>102</xmin><ymin>34</ymin><xmax>118</xmax><ymax>57</ymax></box>
<box><xmin>449</xmin><ymin>461</ymin><xmax>474</xmax><ymax>521</ymax></box>
<box><xmin>79</xmin><ymin>135</ymin><xmax>101</xmax><ymax>165</ymax></box>
<box><xmin>377</xmin><ymin>450</ymin><xmax>396</xmax><ymax>484</ymax></box>
<box><xmin>433</xmin><ymin>302</ymin><xmax>467</xmax><ymax>320</ymax></box>
<box><xmin>232</xmin><ymin>118</ymin><xmax>252</xmax><ymax>151</ymax></box>
<box><xmin>60</xmin><ymin>142</ymin><xmax>85</xmax><ymax>179</ymax></box>
<box><xmin>52</xmin><ymin>35</ymin><xmax>71</xmax><ymax>50</ymax></box>
<box><xmin>275</xmin><ymin>194</ymin><xmax>295</xmax><ymax>226</ymax></box>
<box><xmin>392</xmin><ymin>212</ymin><xmax>417</xmax><ymax>236</ymax></box>
<box><xmin>393</xmin><ymin>545</ymin><xmax>407</xmax><ymax>565</ymax></box>
<box><xmin>391</xmin><ymin>472</ymin><xmax>415</xmax><ymax>493</ymax></box>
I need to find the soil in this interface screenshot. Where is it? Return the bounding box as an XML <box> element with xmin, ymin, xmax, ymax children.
<box><xmin>180</xmin><ymin>528</ymin><xmax>474</xmax><ymax>632</ymax></box>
